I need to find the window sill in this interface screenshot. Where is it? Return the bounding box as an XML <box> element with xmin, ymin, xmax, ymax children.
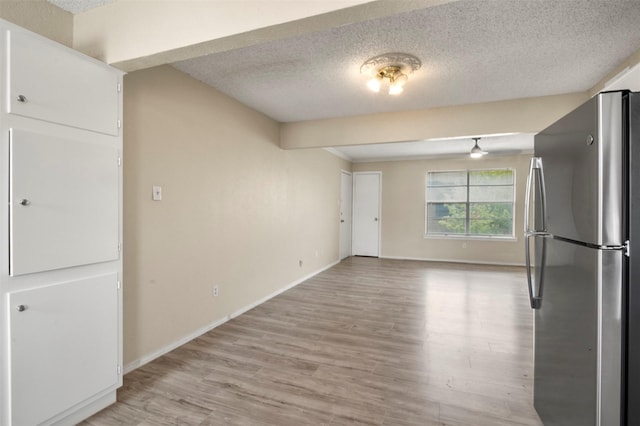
<box><xmin>424</xmin><ymin>234</ymin><xmax>517</xmax><ymax>242</ymax></box>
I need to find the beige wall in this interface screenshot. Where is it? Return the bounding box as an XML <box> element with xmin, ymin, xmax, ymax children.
<box><xmin>353</xmin><ymin>153</ymin><xmax>531</xmax><ymax>265</ymax></box>
<box><xmin>0</xmin><ymin>0</ymin><xmax>73</xmax><ymax>46</ymax></box>
<box><xmin>123</xmin><ymin>65</ymin><xmax>349</xmax><ymax>366</ymax></box>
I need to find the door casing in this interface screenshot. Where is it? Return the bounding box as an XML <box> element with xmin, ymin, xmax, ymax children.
<box><xmin>339</xmin><ymin>171</ymin><xmax>353</xmax><ymax>260</ymax></box>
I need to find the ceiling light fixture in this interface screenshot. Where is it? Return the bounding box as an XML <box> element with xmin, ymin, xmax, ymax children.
<box><xmin>360</xmin><ymin>53</ymin><xmax>421</xmax><ymax>95</ymax></box>
<box><xmin>470</xmin><ymin>137</ymin><xmax>488</xmax><ymax>158</ymax></box>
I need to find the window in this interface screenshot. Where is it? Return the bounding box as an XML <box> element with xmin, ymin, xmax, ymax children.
<box><xmin>425</xmin><ymin>169</ymin><xmax>514</xmax><ymax>238</ymax></box>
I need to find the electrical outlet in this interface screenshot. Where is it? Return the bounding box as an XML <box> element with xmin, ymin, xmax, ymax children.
<box><xmin>213</xmin><ymin>285</ymin><xmax>219</xmax><ymax>297</ymax></box>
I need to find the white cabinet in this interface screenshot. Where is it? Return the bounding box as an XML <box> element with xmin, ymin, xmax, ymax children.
<box><xmin>9</xmin><ymin>129</ymin><xmax>120</xmax><ymax>276</ymax></box>
<box><xmin>7</xmin><ymin>30</ymin><xmax>120</xmax><ymax>135</ymax></box>
<box><xmin>0</xmin><ymin>19</ymin><xmax>123</xmax><ymax>426</ymax></box>
<box><xmin>9</xmin><ymin>275</ymin><xmax>119</xmax><ymax>426</ymax></box>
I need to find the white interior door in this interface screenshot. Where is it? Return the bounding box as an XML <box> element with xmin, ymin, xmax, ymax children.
<box><xmin>339</xmin><ymin>171</ymin><xmax>352</xmax><ymax>260</ymax></box>
<box><xmin>352</xmin><ymin>172</ymin><xmax>381</xmax><ymax>257</ymax></box>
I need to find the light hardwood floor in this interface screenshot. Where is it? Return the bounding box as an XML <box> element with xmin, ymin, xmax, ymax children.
<box><xmin>82</xmin><ymin>257</ymin><xmax>543</xmax><ymax>426</ymax></box>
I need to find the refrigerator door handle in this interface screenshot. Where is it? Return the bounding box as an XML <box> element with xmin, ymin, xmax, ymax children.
<box><xmin>525</xmin><ymin>232</ymin><xmax>547</xmax><ymax>309</ymax></box>
<box><xmin>524</xmin><ymin>157</ymin><xmax>547</xmax><ymax>234</ymax></box>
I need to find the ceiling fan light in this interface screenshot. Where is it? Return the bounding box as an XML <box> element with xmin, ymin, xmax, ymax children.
<box><xmin>470</xmin><ymin>138</ymin><xmax>487</xmax><ymax>158</ymax></box>
<box><xmin>360</xmin><ymin>53</ymin><xmax>421</xmax><ymax>96</ymax></box>
<box><xmin>394</xmin><ymin>73</ymin><xmax>408</xmax><ymax>88</ymax></box>
<box><xmin>388</xmin><ymin>83</ymin><xmax>404</xmax><ymax>95</ymax></box>
<box><xmin>367</xmin><ymin>76</ymin><xmax>382</xmax><ymax>92</ymax></box>
<box><xmin>388</xmin><ymin>72</ymin><xmax>407</xmax><ymax>95</ymax></box>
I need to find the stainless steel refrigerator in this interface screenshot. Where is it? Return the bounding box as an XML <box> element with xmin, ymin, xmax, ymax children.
<box><xmin>525</xmin><ymin>90</ymin><xmax>640</xmax><ymax>426</ymax></box>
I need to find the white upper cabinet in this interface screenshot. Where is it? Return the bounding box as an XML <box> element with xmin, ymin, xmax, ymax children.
<box><xmin>6</xmin><ymin>30</ymin><xmax>120</xmax><ymax>135</ymax></box>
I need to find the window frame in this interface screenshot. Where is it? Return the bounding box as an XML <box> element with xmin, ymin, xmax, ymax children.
<box><xmin>424</xmin><ymin>168</ymin><xmax>516</xmax><ymax>240</ymax></box>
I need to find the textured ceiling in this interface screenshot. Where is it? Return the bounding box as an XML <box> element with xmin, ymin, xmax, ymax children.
<box><xmin>46</xmin><ymin>0</ymin><xmax>640</xmax><ymax>158</ymax></box>
<box><xmin>48</xmin><ymin>0</ymin><xmax>116</xmax><ymax>14</ymax></box>
<box><xmin>173</xmin><ymin>0</ymin><xmax>640</xmax><ymax>124</ymax></box>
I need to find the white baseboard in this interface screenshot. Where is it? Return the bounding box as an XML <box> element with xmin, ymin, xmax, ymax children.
<box><xmin>123</xmin><ymin>315</ymin><xmax>229</xmax><ymax>374</ymax></box>
<box><xmin>229</xmin><ymin>259</ymin><xmax>339</xmax><ymax>319</ymax></box>
<box><xmin>51</xmin><ymin>391</ymin><xmax>115</xmax><ymax>425</ymax></box>
<box><xmin>380</xmin><ymin>255</ymin><xmax>525</xmax><ymax>267</ymax></box>
<box><xmin>123</xmin><ymin>259</ymin><xmax>340</xmax><ymax>374</ymax></box>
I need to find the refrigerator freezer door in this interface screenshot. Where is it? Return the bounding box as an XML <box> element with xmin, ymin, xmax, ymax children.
<box><xmin>533</xmin><ymin>236</ymin><xmax>622</xmax><ymax>426</ymax></box>
<box><xmin>534</xmin><ymin>92</ymin><xmax>624</xmax><ymax>246</ymax></box>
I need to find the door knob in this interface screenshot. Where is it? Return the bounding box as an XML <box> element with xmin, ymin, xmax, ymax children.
<box><xmin>16</xmin><ymin>95</ymin><xmax>27</xmax><ymax>103</ymax></box>
<box><xmin>19</xmin><ymin>199</ymin><xmax>30</xmax><ymax>206</ymax></box>
<box><xmin>341</xmin><ymin>219</ymin><xmax>345</xmax><ymax>223</ymax></box>
<box><xmin>16</xmin><ymin>305</ymin><xmax>26</xmax><ymax>312</ymax></box>
<box><xmin>374</xmin><ymin>217</ymin><xmax>379</xmax><ymax>221</ymax></box>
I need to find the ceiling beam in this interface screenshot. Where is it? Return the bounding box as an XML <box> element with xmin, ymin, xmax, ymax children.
<box><xmin>71</xmin><ymin>0</ymin><xmax>456</xmax><ymax>72</ymax></box>
<box><xmin>280</xmin><ymin>92</ymin><xmax>589</xmax><ymax>149</ymax></box>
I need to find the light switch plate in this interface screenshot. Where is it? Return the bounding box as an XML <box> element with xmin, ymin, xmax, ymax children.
<box><xmin>152</xmin><ymin>185</ymin><xmax>162</xmax><ymax>201</ymax></box>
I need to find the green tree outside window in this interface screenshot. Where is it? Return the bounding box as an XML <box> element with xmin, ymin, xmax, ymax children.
<box><xmin>426</xmin><ymin>169</ymin><xmax>514</xmax><ymax>237</ymax></box>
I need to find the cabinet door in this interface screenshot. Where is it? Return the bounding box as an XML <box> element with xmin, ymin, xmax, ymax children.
<box><xmin>7</xmin><ymin>30</ymin><xmax>119</xmax><ymax>135</ymax></box>
<box><xmin>9</xmin><ymin>129</ymin><xmax>119</xmax><ymax>276</ymax></box>
<box><xmin>8</xmin><ymin>274</ymin><xmax>119</xmax><ymax>426</ymax></box>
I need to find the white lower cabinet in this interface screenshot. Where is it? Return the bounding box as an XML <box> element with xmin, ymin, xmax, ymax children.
<box><xmin>9</xmin><ymin>275</ymin><xmax>120</xmax><ymax>426</ymax></box>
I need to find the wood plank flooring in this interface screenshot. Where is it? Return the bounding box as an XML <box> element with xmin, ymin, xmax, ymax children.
<box><xmin>82</xmin><ymin>257</ymin><xmax>543</xmax><ymax>426</ymax></box>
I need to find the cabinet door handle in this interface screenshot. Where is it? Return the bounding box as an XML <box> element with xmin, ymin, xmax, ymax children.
<box><xmin>16</xmin><ymin>95</ymin><xmax>27</xmax><ymax>103</ymax></box>
<box><xmin>19</xmin><ymin>199</ymin><xmax>30</xmax><ymax>206</ymax></box>
<box><xmin>16</xmin><ymin>305</ymin><xmax>27</xmax><ymax>312</ymax></box>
